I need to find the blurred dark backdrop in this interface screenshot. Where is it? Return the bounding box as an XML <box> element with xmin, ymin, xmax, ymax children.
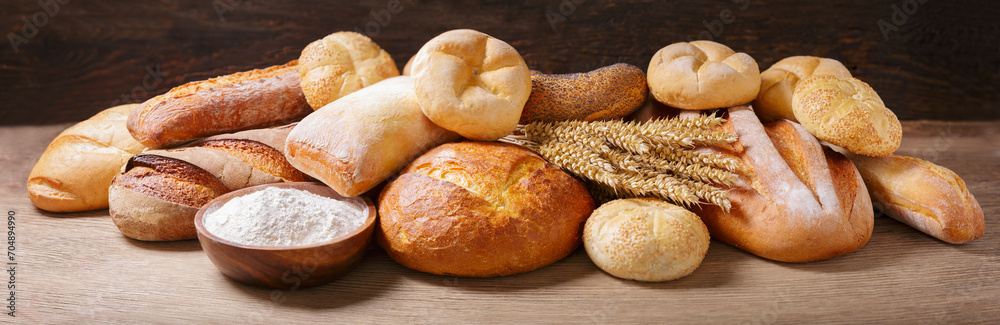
<box><xmin>1</xmin><ymin>0</ymin><xmax>998</xmax><ymax>125</ymax></box>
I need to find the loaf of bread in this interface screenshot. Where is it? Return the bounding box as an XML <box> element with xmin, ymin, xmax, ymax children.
<box><xmin>690</xmin><ymin>106</ymin><xmax>874</xmax><ymax>263</ymax></box>
<box><xmin>378</xmin><ymin>142</ymin><xmax>595</xmax><ymax>277</ymax></box>
<box><xmin>753</xmin><ymin>56</ymin><xmax>852</xmax><ymax>122</ymax></box>
<box><xmin>27</xmin><ymin>104</ymin><xmax>146</xmax><ymax>212</ymax></box>
<box><xmin>519</xmin><ymin>63</ymin><xmax>647</xmax><ymax>123</ymax></box>
<box><xmin>284</xmin><ymin>76</ymin><xmax>460</xmax><ymax>197</ymax></box>
<box><xmin>128</xmin><ymin>61</ymin><xmax>312</xmax><ymax>149</ymax></box>
<box><xmin>109</xmin><ymin>124</ymin><xmax>308</xmax><ymax>241</ymax></box>
<box><xmin>298</xmin><ymin>31</ymin><xmax>399</xmax><ymax>110</ymax></box>
<box><xmin>837</xmin><ymin>151</ymin><xmax>985</xmax><ymax>244</ymax></box>
<box><xmin>647</xmin><ymin>41</ymin><xmax>760</xmax><ymax>110</ymax></box>
<box><xmin>411</xmin><ymin>29</ymin><xmax>532</xmax><ymax>141</ymax></box>
<box><xmin>583</xmin><ymin>198</ymin><xmax>710</xmax><ymax>282</ymax></box>
<box><xmin>792</xmin><ymin>74</ymin><xmax>901</xmax><ymax>157</ymax></box>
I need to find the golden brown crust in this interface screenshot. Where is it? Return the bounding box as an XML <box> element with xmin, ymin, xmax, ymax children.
<box><xmin>647</xmin><ymin>41</ymin><xmax>760</xmax><ymax>110</ymax></box>
<box><xmin>27</xmin><ymin>104</ymin><xmax>145</xmax><ymax>212</ymax></box>
<box><xmin>128</xmin><ymin>61</ymin><xmax>311</xmax><ymax>149</ymax></box>
<box><xmin>298</xmin><ymin>32</ymin><xmax>399</xmax><ymax>110</ymax></box>
<box><xmin>377</xmin><ymin>142</ymin><xmax>594</xmax><ymax>277</ymax></box>
<box><xmin>520</xmin><ymin>63</ymin><xmax>648</xmax><ymax>123</ymax></box>
<box><xmin>117</xmin><ymin>155</ymin><xmax>230</xmax><ymax>207</ymax></box>
<box><xmin>411</xmin><ymin>29</ymin><xmax>532</xmax><ymax>141</ymax></box>
<box><xmin>691</xmin><ymin>106</ymin><xmax>873</xmax><ymax>262</ymax></box>
<box><xmin>843</xmin><ymin>153</ymin><xmax>985</xmax><ymax>243</ymax></box>
<box><xmin>792</xmin><ymin>74</ymin><xmax>901</xmax><ymax>157</ymax></box>
<box><xmin>198</xmin><ymin>139</ymin><xmax>307</xmax><ymax>182</ymax></box>
<box><xmin>753</xmin><ymin>56</ymin><xmax>852</xmax><ymax>122</ymax></box>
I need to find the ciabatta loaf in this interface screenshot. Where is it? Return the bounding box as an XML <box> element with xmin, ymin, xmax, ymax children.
<box><xmin>109</xmin><ymin>125</ymin><xmax>308</xmax><ymax>241</ymax></box>
<box><xmin>691</xmin><ymin>106</ymin><xmax>874</xmax><ymax>262</ymax></box>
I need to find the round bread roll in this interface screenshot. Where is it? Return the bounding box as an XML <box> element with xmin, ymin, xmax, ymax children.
<box><xmin>411</xmin><ymin>29</ymin><xmax>532</xmax><ymax>141</ymax></box>
<box><xmin>401</xmin><ymin>55</ymin><xmax>414</xmax><ymax>76</ymax></box>
<box><xmin>647</xmin><ymin>41</ymin><xmax>760</xmax><ymax>110</ymax></box>
<box><xmin>753</xmin><ymin>56</ymin><xmax>852</xmax><ymax>122</ymax></box>
<box><xmin>298</xmin><ymin>31</ymin><xmax>399</xmax><ymax>110</ymax></box>
<box><xmin>377</xmin><ymin>142</ymin><xmax>595</xmax><ymax>277</ymax></box>
<box><xmin>792</xmin><ymin>74</ymin><xmax>901</xmax><ymax>157</ymax></box>
<box><xmin>583</xmin><ymin>198</ymin><xmax>710</xmax><ymax>282</ymax></box>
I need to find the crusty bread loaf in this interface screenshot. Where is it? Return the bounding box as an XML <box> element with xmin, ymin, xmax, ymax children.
<box><xmin>284</xmin><ymin>76</ymin><xmax>460</xmax><ymax>197</ymax></box>
<box><xmin>519</xmin><ymin>63</ymin><xmax>647</xmax><ymax>123</ymax></box>
<box><xmin>377</xmin><ymin>142</ymin><xmax>595</xmax><ymax>277</ymax></box>
<box><xmin>792</xmin><ymin>74</ymin><xmax>901</xmax><ymax>157</ymax></box>
<box><xmin>298</xmin><ymin>31</ymin><xmax>399</xmax><ymax>110</ymax></box>
<box><xmin>690</xmin><ymin>106</ymin><xmax>874</xmax><ymax>263</ymax></box>
<box><xmin>837</xmin><ymin>151</ymin><xmax>985</xmax><ymax>244</ymax></box>
<box><xmin>128</xmin><ymin>61</ymin><xmax>312</xmax><ymax>149</ymax></box>
<box><xmin>411</xmin><ymin>29</ymin><xmax>532</xmax><ymax>141</ymax></box>
<box><xmin>753</xmin><ymin>56</ymin><xmax>852</xmax><ymax>122</ymax></box>
<box><xmin>27</xmin><ymin>104</ymin><xmax>146</xmax><ymax>212</ymax></box>
<box><xmin>647</xmin><ymin>41</ymin><xmax>760</xmax><ymax>110</ymax></box>
<box><xmin>583</xmin><ymin>198</ymin><xmax>710</xmax><ymax>282</ymax></box>
<box><xmin>109</xmin><ymin>124</ymin><xmax>308</xmax><ymax>241</ymax></box>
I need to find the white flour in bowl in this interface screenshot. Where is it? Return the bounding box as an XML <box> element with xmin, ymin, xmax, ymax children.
<box><xmin>203</xmin><ymin>187</ymin><xmax>367</xmax><ymax>247</ymax></box>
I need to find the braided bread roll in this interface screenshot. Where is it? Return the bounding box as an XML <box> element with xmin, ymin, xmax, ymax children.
<box><xmin>109</xmin><ymin>124</ymin><xmax>308</xmax><ymax>241</ymax></box>
<box><xmin>28</xmin><ymin>104</ymin><xmax>146</xmax><ymax>212</ymax></box>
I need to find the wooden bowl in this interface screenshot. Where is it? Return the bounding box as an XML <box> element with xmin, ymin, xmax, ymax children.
<box><xmin>194</xmin><ymin>182</ymin><xmax>377</xmax><ymax>289</ymax></box>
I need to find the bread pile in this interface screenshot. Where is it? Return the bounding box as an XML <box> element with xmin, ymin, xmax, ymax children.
<box><xmin>26</xmin><ymin>30</ymin><xmax>985</xmax><ymax>284</ymax></box>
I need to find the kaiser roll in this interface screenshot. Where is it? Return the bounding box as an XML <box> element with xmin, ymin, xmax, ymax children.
<box><xmin>753</xmin><ymin>56</ymin><xmax>852</xmax><ymax>122</ymax></box>
<box><xmin>647</xmin><ymin>41</ymin><xmax>760</xmax><ymax>110</ymax></box>
<box><xmin>377</xmin><ymin>142</ymin><xmax>595</xmax><ymax>277</ymax></box>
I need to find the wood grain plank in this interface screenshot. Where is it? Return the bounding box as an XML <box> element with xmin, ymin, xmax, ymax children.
<box><xmin>1</xmin><ymin>0</ymin><xmax>998</xmax><ymax>125</ymax></box>
<box><xmin>2</xmin><ymin>121</ymin><xmax>998</xmax><ymax>323</ymax></box>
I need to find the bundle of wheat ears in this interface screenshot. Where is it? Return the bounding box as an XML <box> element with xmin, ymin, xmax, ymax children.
<box><xmin>501</xmin><ymin>115</ymin><xmax>742</xmax><ymax>211</ymax></box>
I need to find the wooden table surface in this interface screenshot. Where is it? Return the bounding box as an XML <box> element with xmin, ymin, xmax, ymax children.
<box><xmin>1</xmin><ymin>121</ymin><xmax>998</xmax><ymax>324</ymax></box>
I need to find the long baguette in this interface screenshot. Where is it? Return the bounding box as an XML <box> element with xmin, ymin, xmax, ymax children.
<box><xmin>127</xmin><ymin>61</ymin><xmax>312</xmax><ymax>149</ymax></box>
<box><xmin>109</xmin><ymin>124</ymin><xmax>308</xmax><ymax>241</ymax></box>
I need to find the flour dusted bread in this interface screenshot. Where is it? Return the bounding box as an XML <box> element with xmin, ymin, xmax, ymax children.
<box><xmin>690</xmin><ymin>106</ymin><xmax>873</xmax><ymax>263</ymax></box>
<box><xmin>298</xmin><ymin>31</ymin><xmax>399</xmax><ymax>110</ymax></box>
<box><xmin>647</xmin><ymin>41</ymin><xmax>760</xmax><ymax>110</ymax></box>
<box><xmin>284</xmin><ymin>76</ymin><xmax>460</xmax><ymax>197</ymax></box>
<box><xmin>838</xmin><ymin>152</ymin><xmax>984</xmax><ymax>244</ymax></box>
<box><xmin>584</xmin><ymin>198</ymin><xmax>710</xmax><ymax>282</ymax></box>
<box><xmin>110</xmin><ymin>125</ymin><xmax>308</xmax><ymax>241</ymax></box>
<box><xmin>792</xmin><ymin>74</ymin><xmax>901</xmax><ymax>157</ymax></box>
<box><xmin>377</xmin><ymin>142</ymin><xmax>595</xmax><ymax>277</ymax></box>
<box><xmin>753</xmin><ymin>56</ymin><xmax>852</xmax><ymax>122</ymax></box>
<box><xmin>28</xmin><ymin>104</ymin><xmax>146</xmax><ymax>212</ymax></box>
<box><xmin>128</xmin><ymin>61</ymin><xmax>311</xmax><ymax>149</ymax></box>
<box><xmin>411</xmin><ymin>29</ymin><xmax>532</xmax><ymax>141</ymax></box>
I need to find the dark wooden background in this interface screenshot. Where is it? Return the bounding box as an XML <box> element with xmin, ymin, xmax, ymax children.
<box><xmin>1</xmin><ymin>0</ymin><xmax>998</xmax><ymax>125</ymax></box>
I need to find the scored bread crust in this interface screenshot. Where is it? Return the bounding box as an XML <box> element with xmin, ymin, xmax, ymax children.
<box><xmin>753</xmin><ymin>56</ymin><xmax>852</xmax><ymax>122</ymax></box>
<box><xmin>298</xmin><ymin>31</ymin><xmax>399</xmax><ymax>110</ymax></box>
<box><xmin>647</xmin><ymin>41</ymin><xmax>760</xmax><ymax>110</ymax></box>
<box><xmin>691</xmin><ymin>106</ymin><xmax>874</xmax><ymax>263</ymax></box>
<box><xmin>128</xmin><ymin>61</ymin><xmax>312</xmax><ymax>149</ymax></box>
<box><xmin>840</xmin><ymin>152</ymin><xmax>985</xmax><ymax>244</ymax></box>
<box><xmin>411</xmin><ymin>29</ymin><xmax>532</xmax><ymax>141</ymax></box>
<box><xmin>27</xmin><ymin>104</ymin><xmax>146</xmax><ymax>212</ymax></box>
<box><xmin>377</xmin><ymin>142</ymin><xmax>595</xmax><ymax>277</ymax></box>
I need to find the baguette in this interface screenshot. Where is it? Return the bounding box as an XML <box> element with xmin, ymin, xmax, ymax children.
<box><xmin>127</xmin><ymin>61</ymin><xmax>312</xmax><ymax>149</ymax></box>
<box><xmin>285</xmin><ymin>76</ymin><xmax>460</xmax><ymax>197</ymax></box>
<box><xmin>28</xmin><ymin>104</ymin><xmax>146</xmax><ymax>212</ymax></box>
<box><xmin>109</xmin><ymin>124</ymin><xmax>308</xmax><ymax>241</ymax></box>
<box><xmin>838</xmin><ymin>152</ymin><xmax>985</xmax><ymax>243</ymax></box>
